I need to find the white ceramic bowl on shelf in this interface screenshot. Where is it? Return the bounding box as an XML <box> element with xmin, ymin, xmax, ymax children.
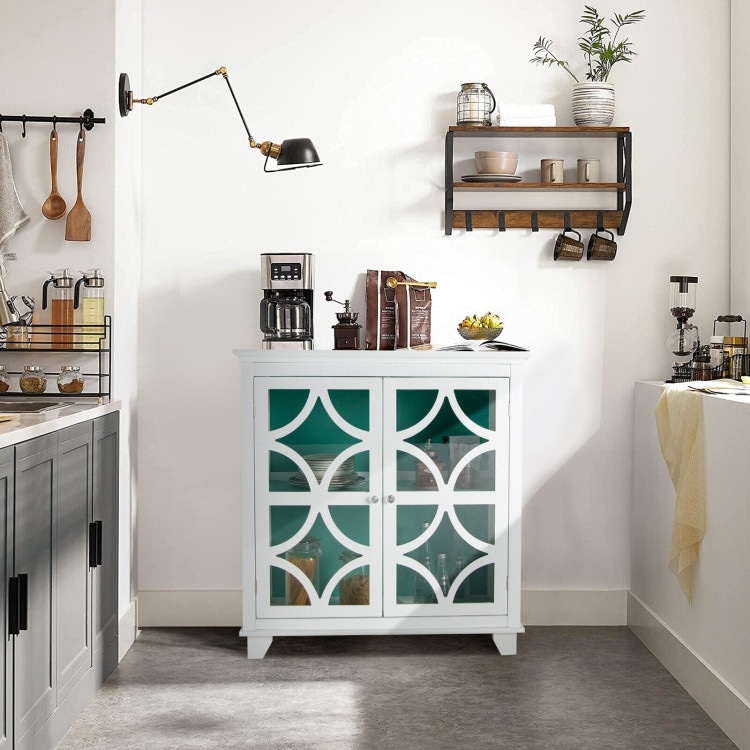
<box><xmin>475</xmin><ymin>151</ymin><xmax>518</xmax><ymax>175</ymax></box>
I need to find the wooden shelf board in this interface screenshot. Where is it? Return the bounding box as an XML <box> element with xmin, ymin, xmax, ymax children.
<box><xmin>453</xmin><ymin>182</ymin><xmax>625</xmax><ymax>191</ymax></box>
<box><xmin>448</xmin><ymin>125</ymin><xmax>630</xmax><ymax>136</ymax></box>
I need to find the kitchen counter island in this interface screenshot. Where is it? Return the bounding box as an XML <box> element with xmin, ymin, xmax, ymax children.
<box><xmin>630</xmin><ymin>381</ymin><xmax>749</xmax><ymax>749</ymax></box>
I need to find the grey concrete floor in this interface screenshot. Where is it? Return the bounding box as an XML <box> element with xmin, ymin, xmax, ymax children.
<box><xmin>58</xmin><ymin>627</ymin><xmax>737</xmax><ymax>750</ymax></box>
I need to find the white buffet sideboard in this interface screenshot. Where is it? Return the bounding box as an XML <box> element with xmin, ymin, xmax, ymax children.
<box><xmin>234</xmin><ymin>349</ymin><xmax>528</xmax><ymax>659</ymax></box>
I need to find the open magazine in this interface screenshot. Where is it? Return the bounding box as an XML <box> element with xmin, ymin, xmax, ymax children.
<box><xmin>437</xmin><ymin>340</ymin><xmax>529</xmax><ymax>352</ymax></box>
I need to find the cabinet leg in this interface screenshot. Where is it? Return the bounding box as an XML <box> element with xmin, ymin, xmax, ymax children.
<box><xmin>246</xmin><ymin>636</ymin><xmax>273</xmax><ymax>659</ymax></box>
<box><xmin>492</xmin><ymin>633</ymin><xmax>517</xmax><ymax>655</ymax></box>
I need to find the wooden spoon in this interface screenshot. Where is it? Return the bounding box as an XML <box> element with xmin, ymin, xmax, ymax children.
<box><xmin>41</xmin><ymin>128</ymin><xmax>66</xmax><ymax>220</ymax></box>
<box><xmin>65</xmin><ymin>128</ymin><xmax>91</xmax><ymax>241</ymax></box>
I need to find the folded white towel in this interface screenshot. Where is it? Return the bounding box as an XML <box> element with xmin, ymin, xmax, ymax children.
<box><xmin>497</xmin><ymin>115</ymin><xmax>557</xmax><ymax>126</ymax></box>
<box><xmin>0</xmin><ymin>134</ymin><xmax>29</xmax><ymax>275</ymax></box>
<box><xmin>496</xmin><ymin>103</ymin><xmax>556</xmax><ymax>119</ymax></box>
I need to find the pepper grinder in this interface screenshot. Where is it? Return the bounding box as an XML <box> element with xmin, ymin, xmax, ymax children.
<box><xmin>324</xmin><ymin>291</ymin><xmax>362</xmax><ymax>350</ymax></box>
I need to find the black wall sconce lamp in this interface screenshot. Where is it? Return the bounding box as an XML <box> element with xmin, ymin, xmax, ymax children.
<box><xmin>118</xmin><ymin>67</ymin><xmax>321</xmax><ymax>172</ymax></box>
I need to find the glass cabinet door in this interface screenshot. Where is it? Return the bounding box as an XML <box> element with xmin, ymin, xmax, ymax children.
<box><xmin>254</xmin><ymin>377</ymin><xmax>382</xmax><ymax>618</ymax></box>
<box><xmin>382</xmin><ymin>378</ymin><xmax>510</xmax><ymax>617</ymax></box>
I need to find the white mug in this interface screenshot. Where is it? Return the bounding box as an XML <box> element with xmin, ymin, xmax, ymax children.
<box><xmin>541</xmin><ymin>159</ymin><xmax>564</xmax><ymax>184</ymax></box>
<box><xmin>577</xmin><ymin>158</ymin><xmax>600</xmax><ymax>183</ymax></box>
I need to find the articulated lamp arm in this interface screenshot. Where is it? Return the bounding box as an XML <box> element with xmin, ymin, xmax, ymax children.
<box><xmin>118</xmin><ymin>67</ymin><xmax>321</xmax><ymax>170</ymax></box>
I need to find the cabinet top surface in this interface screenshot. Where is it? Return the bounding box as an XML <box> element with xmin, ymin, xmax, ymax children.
<box><xmin>234</xmin><ymin>349</ymin><xmax>530</xmax><ymax>366</ymax></box>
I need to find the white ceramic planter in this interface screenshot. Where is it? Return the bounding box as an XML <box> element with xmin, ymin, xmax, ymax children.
<box><xmin>572</xmin><ymin>82</ymin><xmax>615</xmax><ymax>127</ymax></box>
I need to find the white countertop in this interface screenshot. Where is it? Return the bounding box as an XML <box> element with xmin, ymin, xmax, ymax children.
<box><xmin>0</xmin><ymin>400</ymin><xmax>121</xmax><ymax>449</ymax></box>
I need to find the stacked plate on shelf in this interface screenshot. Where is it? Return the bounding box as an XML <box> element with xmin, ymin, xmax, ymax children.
<box><xmin>289</xmin><ymin>453</ymin><xmax>362</xmax><ymax>487</ymax></box>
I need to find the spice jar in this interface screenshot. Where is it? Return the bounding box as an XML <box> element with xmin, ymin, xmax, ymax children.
<box><xmin>285</xmin><ymin>536</ymin><xmax>321</xmax><ymax>606</ymax></box>
<box><xmin>57</xmin><ymin>365</ymin><xmax>84</xmax><ymax>394</ymax></box>
<box><xmin>339</xmin><ymin>550</ymin><xmax>369</xmax><ymax>605</ymax></box>
<box><xmin>0</xmin><ymin>365</ymin><xmax>9</xmax><ymax>393</ymax></box>
<box><xmin>19</xmin><ymin>365</ymin><xmax>47</xmax><ymax>394</ymax></box>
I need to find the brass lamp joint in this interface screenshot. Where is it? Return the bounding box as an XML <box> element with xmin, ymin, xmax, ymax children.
<box><xmin>250</xmin><ymin>139</ymin><xmax>282</xmax><ymax>160</ymax></box>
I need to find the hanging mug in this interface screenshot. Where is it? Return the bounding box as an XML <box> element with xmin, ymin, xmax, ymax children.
<box><xmin>456</xmin><ymin>83</ymin><xmax>496</xmax><ymax>126</ymax></box>
<box><xmin>554</xmin><ymin>227</ymin><xmax>584</xmax><ymax>261</ymax></box>
<box><xmin>587</xmin><ymin>227</ymin><xmax>617</xmax><ymax>261</ymax></box>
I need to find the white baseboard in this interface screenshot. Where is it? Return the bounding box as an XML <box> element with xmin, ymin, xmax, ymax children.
<box><xmin>118</xmin><ymin>598</ymin><xmax>139</xmax><ymax>660</ymax></box>
<box><xmin>628</xmin><ymin>592</ymin><xmax>750</xmax><ymax>750</ymax></box>
<box><xmin>138</xmin><ymin>590</ymin><xmax>242</xmax><ymax>626</ymax></box>
<box><xmin>522</xmin><ymin>589</ymin><xmax>628</xmax><ymax>625</ymax></box>
<box><xmin>137</xmin><ymin>589</ymin><xmax>628</xmax><ymax>627</ymax></box>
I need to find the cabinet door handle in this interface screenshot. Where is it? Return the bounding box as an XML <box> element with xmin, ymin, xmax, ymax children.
<box><xmin>368</xmin><ymin>495</ymin><xmax>380</xmax><ymax>504</ymax></box>
<box><xmin>18</xmin><ymin>573</ymin><xmax>28</xmax><ymax>631</ymax></box>
<box><xmin>89</xmin><ymin>521</ymin><xmax>99</xmax><ymax>567</ymax></box>
<box><xmin>96</xmin><ymin>520</ymin><xmax>103</xmax><ymax>566</ymax></box>
<box><xmin>8</xmin><ymin>576</ymin><xmax>20</xmax><ymax>636</ymax></box>
<box><xmin>386</xmin><ymin>494</ymin><xmax>396</xmax><ymax>504</ymax></box>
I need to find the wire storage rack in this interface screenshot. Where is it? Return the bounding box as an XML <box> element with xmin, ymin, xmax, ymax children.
<box><xmin>0</xmin><ymin>316</ymin><xmax>112</xmax><ymax>401</ymax></box>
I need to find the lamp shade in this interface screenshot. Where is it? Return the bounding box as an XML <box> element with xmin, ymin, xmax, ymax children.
<box><xmin>277</xmin><ymin>138</ymin><xmax>321</xmax><ymax>167</ymax></box>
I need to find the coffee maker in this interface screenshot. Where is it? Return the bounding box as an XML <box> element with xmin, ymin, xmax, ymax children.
<box><xmin>260</xmin><ymin>253</ymin><xmax>314</xmax><ymax>349</ymax></box>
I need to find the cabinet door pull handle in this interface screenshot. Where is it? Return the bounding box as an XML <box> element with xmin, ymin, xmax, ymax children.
<box><xmin>18</xmin><ymin>573</ymin><xmax>28</xmax><ymax>631</ymax></box>
<box><xmin>96</xmin><ymin>520</ymin><xmax>103</xmax><ymax>566</ymax></box>
<box><xmin>8</xmin><ymin>576</ymin><xmax>20</xmax><ymax>636</ymax></box>
<box><xmin>368</xmin><ymin>495</ymin><xmax>380</xmax><ymax>504</ymax></box>
<box><xmin>89</xmin><ymin>521</ymin><xmax>99</xmax><ymax>567</ymax></box>
<box><xmin>386</xmin><ymin>494</ymin><xmax>396</xmax><ymax>504</ymax></box>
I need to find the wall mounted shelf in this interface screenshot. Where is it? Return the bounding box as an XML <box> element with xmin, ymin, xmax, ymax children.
<box><xmin>445</xmin><ymin>126</ymin><xmax>632</xmax><ymax>235</ymax></box>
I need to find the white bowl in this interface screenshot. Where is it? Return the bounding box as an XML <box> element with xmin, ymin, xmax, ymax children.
<box><xmin>475</xmin><ymin>151</ymin><xmax>518</xmax><ymax>175</ymax></box>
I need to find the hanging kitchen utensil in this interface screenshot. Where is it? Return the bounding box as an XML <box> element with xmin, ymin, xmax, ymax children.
<box><xmin>41</xmin><ymin>127</ymin><xmax>67</xmax><ymax>220</ymax></box>
<box><xmin>65</xmin><ymin>128</ymin><xmax>91</xmax><ymax>241</ymax></box>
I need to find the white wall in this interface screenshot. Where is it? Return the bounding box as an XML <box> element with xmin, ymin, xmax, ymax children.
<box><xmin>0</xmin><ymin>0</ymin><xmax>140</xmax><ymax>648</ymax></box>
<box><xmin>731</xmin><ymin>0</ymin><xmax>750</xmax><ymax>314</ymax></box>
<box><xmin>135</xmin><ymin>0</ymin><xmax>731</xmax><ymax>623</ymax></box>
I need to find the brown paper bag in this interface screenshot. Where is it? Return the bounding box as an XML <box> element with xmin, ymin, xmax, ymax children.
<box><xmin>365</xmin><ymin>270</ymin><xmax>432</xmax><ymax>349</ymax></box>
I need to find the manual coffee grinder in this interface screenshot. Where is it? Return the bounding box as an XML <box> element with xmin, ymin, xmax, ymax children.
<box><xmin>667</xmin><ymin>275</ymin><xmax>699</xmax><ymax>382</ymax></box>
<box><xmin>324</xmin><ymin>291</ymin><xmax>362</xmax><ymax>350</ymax></box>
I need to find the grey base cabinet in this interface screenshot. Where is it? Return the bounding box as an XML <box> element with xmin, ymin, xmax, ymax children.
<box><xmin>1</xmin><ymin>412</ymin><xmax>119</xmax><ymax>750</ymax></box>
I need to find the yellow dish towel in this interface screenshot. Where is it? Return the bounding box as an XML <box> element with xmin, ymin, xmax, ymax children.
<box><xmin>654</xmin><ymin>387</ymin><xmax>706</xmax><ymax>602</ymax></box>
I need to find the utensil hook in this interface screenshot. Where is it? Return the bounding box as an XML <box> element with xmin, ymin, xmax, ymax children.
<box><xmin>21</xmin><ymin>115</ymin><xmax>26</xmax><ymax>138</ymax></box>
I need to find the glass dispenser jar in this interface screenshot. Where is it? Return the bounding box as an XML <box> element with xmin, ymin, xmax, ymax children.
<box><xmin>285</xmin><ymin>537</ymin><xmax>321</xmax><ymax>606</ymax></box>
<box><xmin>57</xmin><ymin>365</ymin><xmax>84</xmax><ymax>394</ymax></box>
<box><xmin>20</xmin><ymin>365</ymin><xmax>47</xmax><ymax>394</ymax></box>
<box><xmin>338</xmin><ymin>550</ymin><xmax>369</xmax><ymax>605</ymax></box>
<box><xmin>74</xmin><ymin>269</ymin><xmax>105</xmax><ymax>350</ymax></box>
<box><xmin>42</xmin><ymin>269</ymin><xmax>74</xmax><ymax>350</ymax></box>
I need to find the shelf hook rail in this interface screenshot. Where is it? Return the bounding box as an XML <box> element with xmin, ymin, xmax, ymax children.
<box><xmin>0</xmin><ymin>108</ymin><xmax>105</xmax><ymax>134</ymax></box>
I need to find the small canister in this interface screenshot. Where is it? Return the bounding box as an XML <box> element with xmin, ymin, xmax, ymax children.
<box><xmin>20</xmin><ymin>365</ymin><xmax>47</xmax><ymax>394</ymax></box>
<box><xmin>690</xmin><ymin>356</ymin><xmax>712</xmax><ymax>381</ymax></box>
<box><xmin>0</xmin><ymin>365</ymin><xmax>9</xmax><ymax>393</ymax></box>
<box><xmin>338</xmin><ymin>550</ymin><xmax>369</xmax><ymax>605</ymax></box>
<box><xmin>285</xmin><ymin>536</ymin><xmax>321</xmax><ymax>606</ymax></box>
<box><xmin>57</xmin><ymin>365</ymin><xmax>84</xmax><ymax>394</ymax></box>
<box><xmin>709</xmin><ymin>335</ymin><xmax>725</xmax><ymax>378</ymax></box>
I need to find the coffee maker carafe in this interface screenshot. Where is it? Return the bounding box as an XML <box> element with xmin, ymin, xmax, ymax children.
<box><xmin>260</xmin><ymin>253</ymin><xmax>314</xmax><ymax>349</ymax></box>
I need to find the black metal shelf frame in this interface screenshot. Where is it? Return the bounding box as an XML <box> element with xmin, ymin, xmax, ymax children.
<box><xmin>0</xmin><ymin>316</ymin><xmax>112</xmax><ymax>400</ymax></box>
<box><xmin>444</xmin><ymin>127</ymin><xmax>632</xmax><ymax>235</ymax></box>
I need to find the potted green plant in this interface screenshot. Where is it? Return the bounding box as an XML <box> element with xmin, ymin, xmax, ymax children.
<box><xmin>530</xmin><ymin>5</ymin><xmax>645</xmax><ymax>126</ymax></box>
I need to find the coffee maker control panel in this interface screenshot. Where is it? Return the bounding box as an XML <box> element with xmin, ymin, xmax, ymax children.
<box><xmin>270</xmin><ymin>262</ymin><xmax>303</xmax><ymax>282</ymax></box>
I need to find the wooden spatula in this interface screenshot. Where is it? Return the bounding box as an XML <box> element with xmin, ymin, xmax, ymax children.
<box><xmin>65</xmin><ymin>128</ymin><xmax>91</xmax><ymax>241</ymax></box>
